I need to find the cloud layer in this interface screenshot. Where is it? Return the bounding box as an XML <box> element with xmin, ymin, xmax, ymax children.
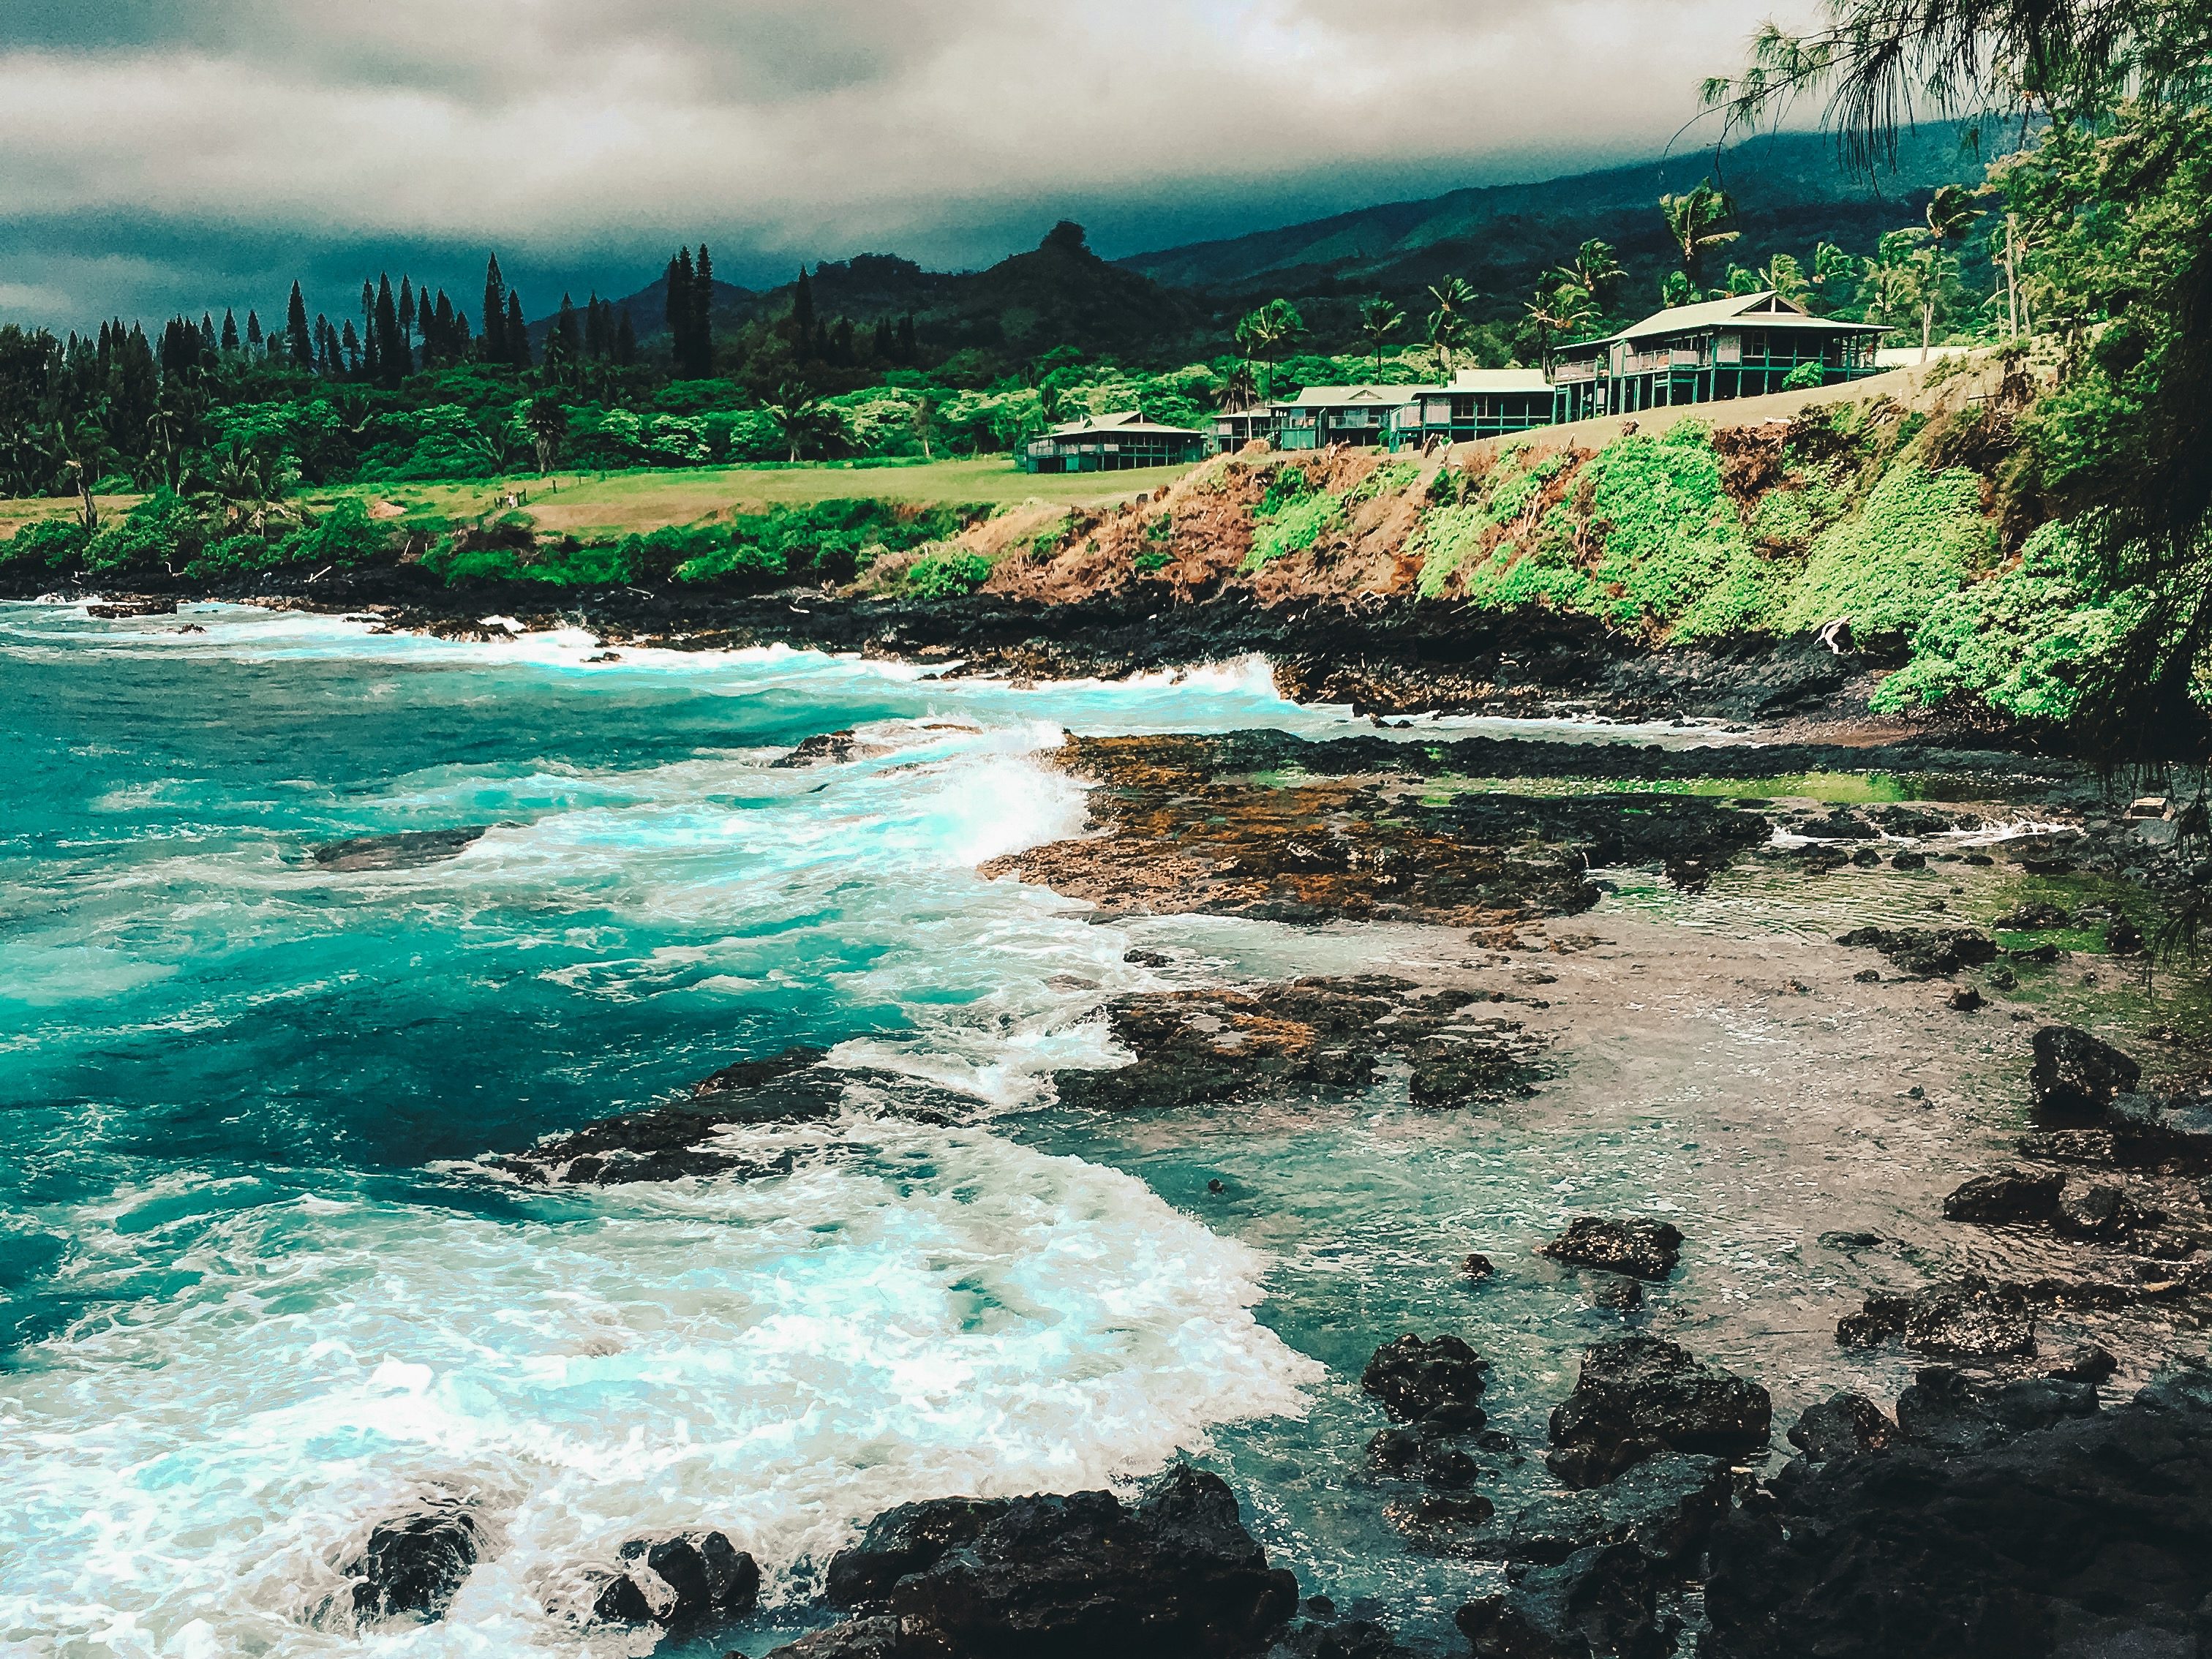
<box><xmin>1</xmin><ymin>0</ymin><xmax>1798</xmax><ymax>329</ymax></box>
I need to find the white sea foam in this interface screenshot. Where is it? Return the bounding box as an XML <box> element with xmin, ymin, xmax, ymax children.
<box><xmin>0</xmin><ymin>1135</ymin><xmax>1318</xmax><ymax>1655</ymax></box>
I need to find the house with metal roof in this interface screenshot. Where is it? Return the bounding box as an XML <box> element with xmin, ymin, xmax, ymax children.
<box><xmin>1269</xmin><ymin>385</ymin><xmax>1423</xmax><ymax>451</ymax></box>
<box><xmin>1390</xmin><ymin>368</ymin><xmax>1558</xmax><ymax>448</ymax></box>
<box><xmin>1547</xmin><ymin>290</ymin><xmax>1886</xmax><ymax>421</ymax></box>
<box><xmin>1017</xmin><ymin>409</ymin><xmax>1211</xmax><ymax>473</ymax></box>
<box><xmin>1211</xmin><ymin>404</ymin><xmax>1278</xmax><ymax>454</ymax></box>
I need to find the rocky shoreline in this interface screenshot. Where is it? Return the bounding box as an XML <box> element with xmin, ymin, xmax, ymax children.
<box><xmin>15</xmin><ymin>571</ymin><xmax>1948</xmax><ymax>731</ymax></box>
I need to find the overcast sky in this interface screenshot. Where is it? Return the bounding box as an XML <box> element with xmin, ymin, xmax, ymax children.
<box><xmin>0</xmin><ymin>0</ymin><xmax>1809</xmax><ymax>332</ymax></box>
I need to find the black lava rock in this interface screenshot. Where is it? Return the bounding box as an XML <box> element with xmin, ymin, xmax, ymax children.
<box><xmin>1941</xmin><ymin>1167</ymin><xmax>2063</xmax><ymax>1224</ymax></box>
<box><xmin>591</xmin><ymin>1530</ymin><xmax>759</xmax><ymax>1629</ymax></box>
<box><xmin>1473</xmin><ymin>1453</ymin><xmax>1733</xmax><ymax>1568</ymax></box>
<box><xmin>811</xmin><ymin>1464</ymin><xmax>1298</xmax><ymax>1658</ymax></box>
<box><xmin>1786</xmin><ymin>1393</ymin><xmax>1899</xmax><ymax>1463</ymax></box>
<box><xmin>1361</xmin><ymin>1333</ymin><xmax>1491</xmax><ymax>1428</ymax></box>
<box><xmin>344</xmin><ymin>1502</ymin><xmax>481</xmax><ymax>1624</ymax></box>
<box><xmin>1540</xmin><ymin>1217</ymin><xmax>1685</xmax><ymax>1280</ymax></box>
<box><xmin>1546</xmin><ymin>1336</ymin><xmax>1772</xmax><ymax>1487</ymax></box>
<box><xmin>2028</xmin><ymin>1026</ymin><xmax>2141</xmax><ymax>1122</ymax></box>
<box><xmin>1834</xmin><ymin>926</ymin><xmax>1998</xmax><ymax>977</ymax></box>
<box><xmin>1456</xmin><ymin>1543</ymin><xmax>1668</xmax><ymax>1659</ymax></box>
<box><xmin>1892</xmin><ymin>1365</ymin><xmax>2102</xmax><ymax>1455</ymax></box>
<box><xmin>1704</xmin><ymin>1365</ymin><xmax>2212</xmax><ymax>1658</ymax></box>
<box><xmin>1835</xmin><ymin>1275</ymin><xmax>2036</xmax><ymax>1360</ymax></box>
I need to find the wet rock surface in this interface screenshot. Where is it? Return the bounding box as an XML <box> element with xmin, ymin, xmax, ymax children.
<box><xmin>1833</xmin><ymin>925</ymin><xmax>1998</xmax><ymax>977</ymax></box>
<box><xmin>1704</xmin><ymin>1366</ymin><xmax>2212</xmax><ymax>1659</ymax></box>
<box><xmin>1468</xmin><ymin>1453</ymin><xmax>1733</xmax><ymax>1568</ymax></box>
<box><xmin>2029</xmin><ymin>1024</ymin><xmax>2143</xmax><ymax>1120</ymax></box>
<box><xmin>1053</xmin><ymin>977</ymin><xmax>1546</xmax><ymax>1113</ymax></box>
<box><xmin>791</xmin><ymin>1464</ymin><xmax>1298</xmax><ymax>1659</ymax></box>
<box><xmin>1546</xmin><ymin>1336</ymin><xmax>1772</xmax><ymax>1488</ymax></box>
<box><xmin>1540</xmin><ymin>1217</ymin><xmax>1684</xmax><ymax>1280</ymax></box>
<box><xmin>312</xmin><ymin>826</ymin><xmax>492</xmax><ymax>872</ymax></box>
<box><xmin>1456</xmin><ymin>1543</ymin><xmax>1669</xmax><ymax>1659</ymax></box>
<box><xmin>982</xmin><ymin>733</ymin><xmax>1774</xmax><ymax>928</ymax></box>
<box><xmin>590</xmin><ymin>1530</ymin><xmax>760</xmax><ymax>1630</ymax></box>
<box><xmin>342</xmin><ymin>1502</ymin><xmax>481</xmax><ymax>1624</ymax></box>
<box><xmin>1360</xmin><ymin>1333</ymin><xmax>1491</xmax><ymax>1429</ymax></box>
<box><xmin>488</xmin><ymin>1047</ymin><xmax>971</xmax><ymax>1184</ymax></box>
<box><xmin>1836</xmin><ymin>1274</ymin><xmax>2039</xmax><ymax>1359</ymax></box>
<box><xmin>1786</xmin><ymin>1392</ymin><xmax>1898</xmax><ymax>1463</ymax></box>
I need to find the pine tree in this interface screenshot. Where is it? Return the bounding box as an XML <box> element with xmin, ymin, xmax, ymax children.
<box><xmin>286</xmin><ymin>282</ymin><xmax>313</xmax><ymax>366</ymax></box>
<box><xmin>554</xmin><ymin>292</ymin><xmax>580</xmax><ymax>367</ymax></box>
<box><xmin>482</xmin><ymin>254</ymin><xmax>508</xmax><ymax>361</ymax></box>
<box><xmin>432</xmin><ymin>291</ymin><xmax>457</xmax><ymax>365</ymax></box>
<box><xmin>200</xmin><ymin>312</ymin><xmax>217</xmax><ymax>351</ymax></box>
<box><xmin>246</xmin><ymin>309</ymin><xmax>263</xmax><ymax>350</ymax></box>
<box><xmin>691</xmin><ymin>243</ymin><xmax>715</xmax><ymax>377</ymax></box>
<box><xmin>220</xmin><ymin>308</ymin><xmax>239</xmax><ymax>352</ymax></box>
<box><xmin>375</xmin><ymin>274</ymin><xmax>402</xmax><ymax>385</ymax></box>
<box><xmin>341</xmin><ymin>319</ymin><xmax>361</xmax><ymax>376</ymax></box>
<box><xmin>793</xmin><ymin>266</ymin><xmax>816</xmax><ymax>334</ymax></box>
<box><xmin>584</xmin><ymin>293</ymin><xmax>606</xmax><ymax>361</ymax></box>
<box><xmin>665</xmin><ymin>247</ymin><xmax>695</xmax><ymax>375</ymax></box>
<box><xmin>614</xmin><ymin>307</ymin><xmax>637</xmax><ymax>366</ymax></box>
<box><xmin>398</xmin><ymin>276</ymin><xmax>415</xmax><ymax>345</ymax></box>
<box><xmin>505</xmin><ymin>291</ymin><xmax>530</xmax><ymax>366</ymax></box>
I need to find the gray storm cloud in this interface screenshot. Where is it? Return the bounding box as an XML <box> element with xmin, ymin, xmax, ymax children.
<box><xmin>0</xmin><ymin>0</ymin><xmax>1800</xmax><ymax>327</ymax></box>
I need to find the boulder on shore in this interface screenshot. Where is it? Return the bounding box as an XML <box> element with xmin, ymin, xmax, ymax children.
<box><xmin>1704</xmin><ymin>1365</ymin><xmax>2212</xmax><ymax>1658</ymax></box>
<box><xmin>1456</xmin><ymin>1543</ymin><xmax>1667</xmax><ymax>1659</ymax></box>
<box><xmin>1833</xmin><ymin>925</ymin><xmax>1996</xmax><ymax>977</ymax></box>
<box><xmin>1835</xmin><ymin>1274</ymin><xmax>2037</xmax><ymax>1361</ymax></box>
<box><xmin>794</xmin><ymin>1464</ymin><xmax>1298</xmax><ymax>1658</ymax></box>
<box><xmin>1892</xmin><ymin>1365</ymin><xmax>2102</xmax><ymax>1456</ymax></box>
<box><xmin>2029</xmin><ymin>1026</ymin><xmax>2141</xmax><ymax>1121</ymax></box>
<box><xmin>1941</xmin><ymin>1167</ymin><xmax>2063</xmax><ymax>1223</ymax></box>
<box><xmin>1546</xmin><ymin>1336</ymin><xmax>1772</xmax><ymax>1488</ymax></box>
<box><xmin>1786</xmin><ymin>1393</ymin><xmax>1898</xmax><ymax>1464</ymax></box>
<box><xmin>1540</xmin><ymin>1217</ymin><xmax>1685</xmax><ymax>1280</ymax></box>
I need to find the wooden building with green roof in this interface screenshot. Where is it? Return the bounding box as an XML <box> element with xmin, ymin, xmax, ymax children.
<box><xmin>1547</xmin><ymin>290</ymin><xmax>1886</xmax><ymax>421</ymax></box>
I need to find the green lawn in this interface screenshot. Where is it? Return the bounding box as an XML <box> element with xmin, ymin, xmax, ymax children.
<box><xmin>314</xmin><ymin>457</ymin><xmax>1198</xmax><ymax>538</ymax></box>
<box><xmin>0</xmin><ymin>457</ymin><xmax>1200</xmax><ymax>546</ymax></box>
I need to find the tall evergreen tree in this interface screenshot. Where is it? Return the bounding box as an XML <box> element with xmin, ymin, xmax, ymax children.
<box><xmin>432</xmin><ymin>291</ymin><xmax>457</xmax><ymax>365</ymax></box>
<box><xmin>872</xmin><ymin>317</ymin><xmax>893</xmax><ymax>360</ymax></box>
<box><xmin>220</xmin><ymin>308</ymin><xmax>239</xmax><ymax>352</ymax></box>
<box><xmin>553</xmin><ymin>292</ymin><xmax>580</xmax><ymax>368</ymax></box>
<box><xmin>375</xmin><ymin>274</ymin><xmax>402</xmax><ymax>385</ymax></box>
<box><xmin>505</xmin><ymin>291</ymin><xmax>530</xmax><ymax>366</ymax></box>
<box><xmin>482</xmin><ymin>254</ymin><xmax>508</xmax><ymax>362</ymax></box>
<box><xmin>398</xmin><ymin>276</ymin><xmax>415</xmax><ymax>347</ymax></box>
<box><xmin>584</xmin><ymin>293</ymin><xmax>607</xmax><ymax>360</ymax></box>
<box><xmin>200</xmin><ymin>312</ymin><xmax>217</xmax><ymax>351</ymax></box>
<box><xmin>897</xmin><ymin>313</ymin><xmax>916</xmax><ymax>362</ymax></box>
<box><xmin>341</xmin><ymin>319</ymin><xmax>361</xmax><ymax>376</ymax></box>
<box><xmin>245</xmin><ymin>309</ymin><xmax>263</xmax><ymax>350</ymax></box>
<box><xmin>691</xmin><ymin>244</ymin><xmax>715</xmax><ymax>377</ymax></box>
<box><xmin>285</xmin><ymin>282</ymin><xmax>313</xmax><ymax>366</ymax></box>
<box><xmin>665</xmin><ymin>247</ymin><xmax>696</xmax><ymax>375</ymax></box>
<box><xmin>614</xmin><ymin>307</ymin><xmax>637</xmax><ymax>366</ymax></box>
<box><xmin>793</xmin><ymin>266</ymin><xmax>816</xmax><ymax>334</ymax></box>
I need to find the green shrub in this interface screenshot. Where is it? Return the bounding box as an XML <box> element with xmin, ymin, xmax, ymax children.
<box><xmin>1244</xmin><ymin>489</ymin><xmax>1339</xmax><ymax>571</ymax></box>
<box><xmin>83</xmin><ymin>490</ymin><xmax>198</xmax><ymax>573</ymax></box>
<box><xmin>1134</xmin><ymin>549</ymin><xmax>1173</xmax><ymax>573</ymax></box>
<box><xmin>1</xmin><ymin>516</ymin><xmax>89</xmax><ymax>570</ymax></box>
<box><xmin>906</xmin><ymin>550</ymin><xmax>990</xmax><ymax>597</ymax></box>
<box><xmin>1586</xmin><ymin>430</ymin><xmax>1772</xmax><ymax>639</ymax></box>
<box><xmin>279</xmin><ymin>497</ymin><xmax>389</xmax><ymax>569</ymax></box>
<box><xmin>1872</xmin><ymin>520</ymin><xmax>2145</xmax><ymax>721</ymax></box>
<box><xmin>1782</xmin><ymin>361</ymin><xmax>1827</xmax><ymax>391</ymax></box>
<box><xmin>1778</xmin><ymin>463</ymin><xmax>1994</xmax><ymax>638</ymax></box>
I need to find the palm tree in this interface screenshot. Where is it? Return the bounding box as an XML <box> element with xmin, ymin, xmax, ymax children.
<box><xmin>768</xmin><ymin>380</ymin><xmax>828</xmax><ymax>463</ymax></box>
<box><xmin>1659</xmin><ymin>180</ymin><xmax>1741</xmax><ymax>287</ymax></box>
<box><xmin>1234</xmin><ymin>298</ymin><xmax>1306</xmax><ymax>396</ymax></box>
<box><xmin>1759</xmin><ymin>252</ymin><xmax>1813</xmax><ymax>306</ymax></box>
<box><xmin>526</xmin><ymin>394</ymin><xmax>568</xmax><ymax>475</ymax></box>
<box><xmin>1550</xmin><ymin>240</ymin><xmax>1625</xmax><ymax>316</ymax></box>
<box><xmin>1426</xmin><ymin>278</ymin><xmax>1478</xmax><ymax>375</ymax></box>
<box><xmin>1521</xmin><ymin>282</ymin><xmax>1594</xmax><ymax>364</ymax></box>
<box><xmin>1660</xmin><ymin>270</ymin><xmax>1699</xmax><ymax>309</ymax></box>
<box><xmin>1358</xmin><ymin>297</ymin><xmax>1404</xmax><ymax>376</ymax></box>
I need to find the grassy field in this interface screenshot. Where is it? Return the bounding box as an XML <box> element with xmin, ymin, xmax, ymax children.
<box><xmin>0</xmin><ymin>457</ymin><xmax>1200</xmax><ymax>546</ymax></box>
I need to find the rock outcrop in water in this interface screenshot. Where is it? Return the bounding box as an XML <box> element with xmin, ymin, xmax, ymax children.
<box><xmin>982</xmin><ymin>732</ymin><xmax>1772</xmax><ymax>928</ymax></box>
<box><xmin>1360</xmin><ymin>1333</ymin><xmax>1491</xmax><ymax>1429</ymax></box>
<box><xmin>1053</xmin><ymin>977</ymin><xmax>1546</xmax><ymax>1113</ymax></box>
<box><xmin>1540</xmin><ymin>1217</ymin><xmax>1685</xmax><ymax>1281</ymax></box>
<box><xmin>589</xmin><ymin>1530</ymin><xmax>759</xmax><ymax>1631</ymax></box>
<box><xmin>311</xmin><ymin>826</ymin><xmax>491</xmax><ymax>872</ymax></box>
<box><xmin>342</xmin><ymin>1502</ymin><xmax>481</xmax><ymax>1624</ymax></box>
<box><xmin>1704</xmin><ymin>1366</ymin><xmax>2212</xmax><ymax>1658</ymax></box>
<box><xmin>1546</xmin><ymin>1336</ymin><xmax>1772</xmax><ymax>1487</ymax></box>
<box><xmin>2028</xmin><ymin>1024</ymin><xmax>2141</xmax><ymax>1120</ymax></box>
<box><xmin>1832</xmin><ymin>925</ymin><xmax>1998</xmax><ymax>977</ymax></box>
<box><xmin>780</xmin><ymin>1464</ymin><xmax>1298</xmax><ymax>1658</ymax></box>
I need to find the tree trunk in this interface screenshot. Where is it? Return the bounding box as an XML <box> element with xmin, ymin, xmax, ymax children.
<box><xmin>1920</xmin><ymin>300</ymin><xmax>1933</xmax><ymax>365</ymax></box>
